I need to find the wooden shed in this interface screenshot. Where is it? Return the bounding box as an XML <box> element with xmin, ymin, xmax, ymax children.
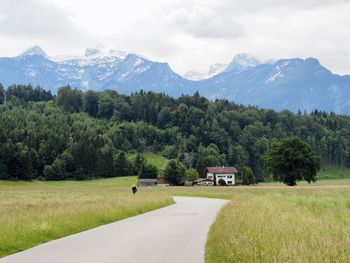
<box><xmin>139</xmin><ymin>179</ymin><xmax>157</xmax><ymax>187</ymax></box>
<box><xmin>193</xmin><ymin>178</ymin><xmax>214</xmax><ymax>186</ymax></box>
<box><xmin>156</xmin><ymin>178</ymin><xmax>169</xmax><ymax>186</ymax></box>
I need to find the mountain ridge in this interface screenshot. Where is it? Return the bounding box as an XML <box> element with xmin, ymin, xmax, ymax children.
<box><xmin>0</xmin><ymin>46</ymin><xmax>349</xmax><ymax>114</ymax></box>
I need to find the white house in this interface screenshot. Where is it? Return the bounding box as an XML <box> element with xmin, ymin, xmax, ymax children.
<box><xmin>206</xmin><ymin>167</ymin><xmax>239</xmax><ymax>186</ymax></box>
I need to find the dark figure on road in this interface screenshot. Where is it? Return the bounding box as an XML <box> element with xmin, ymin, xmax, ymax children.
<box><xmin>132</xmin><ymin>185</ymin><xmax>137</xmax><ymax>194</ymax></box>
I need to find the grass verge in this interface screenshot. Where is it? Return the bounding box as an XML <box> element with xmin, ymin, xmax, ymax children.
<box><xmin>0</xmin><ymin>177</ymin><xmax>172</xmax><ymax>258</ymax></box>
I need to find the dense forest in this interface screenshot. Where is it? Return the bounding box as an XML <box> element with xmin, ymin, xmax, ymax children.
<box><xmin>0</xmin><ymin>83</ymin><xmax>349</xmax><ymax>181</ymax></box>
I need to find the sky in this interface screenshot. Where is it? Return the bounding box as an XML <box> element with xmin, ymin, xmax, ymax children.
<box><xmin>0</xmin><ymin>0</ymin><xmax>350</xmax><ymax>75</ymax></box>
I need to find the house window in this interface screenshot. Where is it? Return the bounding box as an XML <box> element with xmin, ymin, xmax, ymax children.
<box><xmin>227</xmin><ymin>181</ymin><xmax>232</xmax><ymax>184</ymax></box>
<box><xmin>208</xmin><ymin>175</ymin><xmax>213</xmax><ymax>179</ymax></box>
<box><xmin>227</xmin><ymin>175</ymin><xmax>232</xmax><ymax>178</ymax></box>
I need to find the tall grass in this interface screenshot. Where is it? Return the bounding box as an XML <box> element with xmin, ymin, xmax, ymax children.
<box><xmin>2</xmin><ymin>177</ymin><xmax>350</xmax><ymax>261</ymax></box>
<box><xmin>0</xmin><ymin>178</ymin><xmax>172</xmax><ymax>258</ymax></box>
<box><xmin>318</xmin><ymin>163</ymin><xmax>350</xmax><ymax>179</ymax></box>
<box><xmin>205</xmin><ymin>186</ymin><xmax>350</xmax><ymax>263</ymax></box>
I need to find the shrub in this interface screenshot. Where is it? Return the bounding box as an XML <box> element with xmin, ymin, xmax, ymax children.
<box><xmin>218</xmin><ymin>178</ymin><xmax>227</xmax><ymax>186</ymax></box>
<box><xmin>163</xmin><ymin>160</ymin><xmax>186</xmax><ymax>186</ymax></box>
<box><xmin>185</xmin><ymin>168</ymin><xmax>199</xmax><ymax>182</ymax></box>
<box><xmin>242</xmin><ymin>166</ymin><xmax>254</xmax><ymax>185</ymax></box>
<box><xmin>138</xmin><ymin>161</ymin><xmax>158</xmax><ymax>179</ymax></box>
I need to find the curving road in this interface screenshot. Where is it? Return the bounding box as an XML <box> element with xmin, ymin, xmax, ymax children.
<box><xmin>1</xmin><ymin>196</ymin><xmax>229</xmax><ymax>263</ymax></box>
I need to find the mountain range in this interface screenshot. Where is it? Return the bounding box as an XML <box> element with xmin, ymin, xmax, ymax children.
<box><xmin>1</xmin><ymin>46</ymin><xmax>350</xmax><ymax>114</ymax></box>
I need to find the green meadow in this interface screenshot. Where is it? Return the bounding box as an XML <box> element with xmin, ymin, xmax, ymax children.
<box><xmin>0</xmin><ymin>177</ymin><xmax>172</xmax><ymax>258</ymax></box>
<box><xmin>204</xmin><ymin>185</ymin><xmax>350</xmax><ymax>263</ymax></box>
<box><xmin>1</xmin><ymin>176</ymin><xmax>350</xmax><ymax>262</ymax></box>
<box><xmin>128</xmin><ymin>152</ymin><xmax>169</xmax><ymax>172</ymax></box>
<box><xmin>318</xmin><ymin>163</ymin><xmax>350</xmax><ymax>179</ymax></box>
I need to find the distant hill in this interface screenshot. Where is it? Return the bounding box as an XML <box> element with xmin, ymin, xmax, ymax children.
<box><xmin>1</xmin><ymin>46</ymin><xmax>350</xmax><ymax>114</ymax></box>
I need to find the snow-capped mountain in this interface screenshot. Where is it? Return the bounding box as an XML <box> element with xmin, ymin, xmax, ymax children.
<box><xmin>183</xmin><ymin>54</ymin><xmax>260</xmax><ymax>80</ymax></box>
<box><xmin>0</xmin><ymin>46</ymin><xmax>195</xmax><ymax>95</ymax></box>
<box><xmin>224</xmin><ymin>53</ymin><xmax>261</xmax><ymax>73</ymax></box>
<box><xmin>184</xmin><ymin>63</ymin><xmax>228</xmax><ymax>80</ymax></box>
<box><xmin>1</xmin><ymin>46</ymin><xmax>350</xmax><ymax>114</ymax></box>
<box><xmin>19</xmin><ymin>45</ymin><xmax>49</xmax><ymax>58</ymax></box>
<box><xmin>201</xmin><ymin>57</ymin><xmax>350</xmax><ymax>113</ymax></box>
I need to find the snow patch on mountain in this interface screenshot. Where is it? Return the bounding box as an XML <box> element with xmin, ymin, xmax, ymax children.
<box><xmin>265</xmin><ymin>61</ymin><xmax>291</xmax><ymax>83</ymax></box>
<box><xmin>184</xmin><ymin>63</ymin><xmax>228</xmax><ymax>80</ymax></box>
<box><xmin>51</xmin><ymin>46</ymin><xmax>129</xmax><ymax>64</ymax></box>
<box><xmin>225</xmin><ymin>53</ymin><xmax>261</xmax><ymax>73</ymax></box>
<box><xmin>266</xmin><ymin>70</ymin><xmax>284</xmax><ymax>83</ymax></box>
<box><xmin>208</xmin><ymin>63</ymin><xmax>228</xmax><ymax>76</ymax></box>
<box><xmin>19</xmin><ymin>46</ymin><xmax>48</xmax><ymax>58</ymax></box>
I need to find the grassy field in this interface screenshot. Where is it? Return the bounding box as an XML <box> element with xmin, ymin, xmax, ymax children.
<box><xmin>0</xmin><ymin>177</ymin><xmax>172</xmax><ymax>258</ymax></box>
<box><xmin>1</xmin><ymin>176</ymin><xmax>350</xmax><ymax>262</ymax></box>
<box><xmin>202</xmin><ymin>185</ymin><xmax>350</xmax><ymax>263</ymax></box>
<box><xmin>161</xmin><ymin>183</ymin><xmax>350</xmax><ymax>262</ymax></box>
<box><xmin>318</xmin><ymin>163</ymin><xmax>350</xmax><ymax>179</ymax></box>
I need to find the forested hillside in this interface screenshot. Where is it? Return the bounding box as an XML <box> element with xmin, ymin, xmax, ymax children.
<box><xmin>0</xmin><ymin>84</ymin><xmax>349</xmax><ymax>181</ymax></box>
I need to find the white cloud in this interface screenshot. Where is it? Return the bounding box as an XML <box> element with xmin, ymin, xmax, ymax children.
<box><xmin>0</xmin><ymin>0</ymin><xmax>83</xmax><ymax>39</ymax></box>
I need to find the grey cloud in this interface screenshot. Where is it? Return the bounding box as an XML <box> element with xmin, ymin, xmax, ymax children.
<box><xmin>0</xmin><ymin>0</ymin><xmax>84</xmax><ymax>40</ymax></box>
<box><xmin>211</xmin><ymin>0</ymin><xmax>350</xmax><ymax>14</ymax></box>
<box><xmin>165</xmin><ymin>6</ymin><xmax>245</xmax><ymax>39</ymax></box>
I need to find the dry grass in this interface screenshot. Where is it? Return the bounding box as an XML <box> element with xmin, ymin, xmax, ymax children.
<box><xmin>0</xmin><ymin>177</ymin><xmax>172</xmax><ymax>258</ymax></box>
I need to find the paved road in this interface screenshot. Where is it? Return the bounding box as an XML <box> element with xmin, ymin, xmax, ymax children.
<box><xmin>1</xmin><ymin>196</ymin><xmax>229</xmax><ymax>263</ymax></box>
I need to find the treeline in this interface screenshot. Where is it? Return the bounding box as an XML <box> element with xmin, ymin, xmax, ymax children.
<box><xmin>0</xmin><ymin>84</ymin><xmax>350</xmax><ymax>181</ymax></box>
<box><xmin>0</xmin><ymin>84</ymin><xmax>53</xmax><ymax>103</ymax></box>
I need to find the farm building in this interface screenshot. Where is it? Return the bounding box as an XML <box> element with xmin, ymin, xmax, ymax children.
<box><xmin>156</xmin><ymin>178</ymin><xmax>169</xmax><ymax>186</ymax></box>
<box><xmin>206</xmin><ymin>167</ymin><xmax>238</xmax><ymax>186</ymax></box>
<box><xmin>193</xmin><ymin>178</ymin><xmax>214</xmax><ymax>186</ymax></box>
<box><xmin>139</xmin><ymin>179</ymin><xmax>157</xmax><ymax>187</ymax></box>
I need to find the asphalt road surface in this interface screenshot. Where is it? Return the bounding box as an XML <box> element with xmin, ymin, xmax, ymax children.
<box><xmin>1</xmin><ymin>196</ymin><xmax>229</xmax><ymax>263</ymax></box>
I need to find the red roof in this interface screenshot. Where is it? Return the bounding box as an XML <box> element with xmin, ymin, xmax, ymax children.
<box><xmin>207</xmin><ymin>167</ymin><xmax>238</xmax><ymax>174</ymax></box>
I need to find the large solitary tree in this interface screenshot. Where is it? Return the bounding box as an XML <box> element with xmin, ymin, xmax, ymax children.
<box><xmin>263</xmin><ymin>137</ymin><xmax>320</xmax><ymax>186</ymax></box>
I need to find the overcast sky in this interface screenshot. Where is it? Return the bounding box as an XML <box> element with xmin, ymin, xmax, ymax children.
<box><xmin>0</xmin><ymin>0</ymin><xmax>350</xmax><ymax>75</ymax></box>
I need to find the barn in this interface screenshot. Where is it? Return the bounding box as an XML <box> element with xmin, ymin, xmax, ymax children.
<box><xmin>139</xmin><ymin>179</ymin><xmax>157</xmax><ymax>187</ymax></box>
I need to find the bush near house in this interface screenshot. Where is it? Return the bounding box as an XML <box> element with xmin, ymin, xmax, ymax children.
<box><xmin>185</xmin><ymin>168</ymin><xmax>199</xmax><ymax>182</ymax></box>
<box><xmin>218</xmin><ymin>178</ymin><xmax>227</xmax><ymax>186</ymax></box>
<box><xmin>163</xmin><ymin>160</ymin><xmax>186</xmax><ymax>185</ymax></box>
